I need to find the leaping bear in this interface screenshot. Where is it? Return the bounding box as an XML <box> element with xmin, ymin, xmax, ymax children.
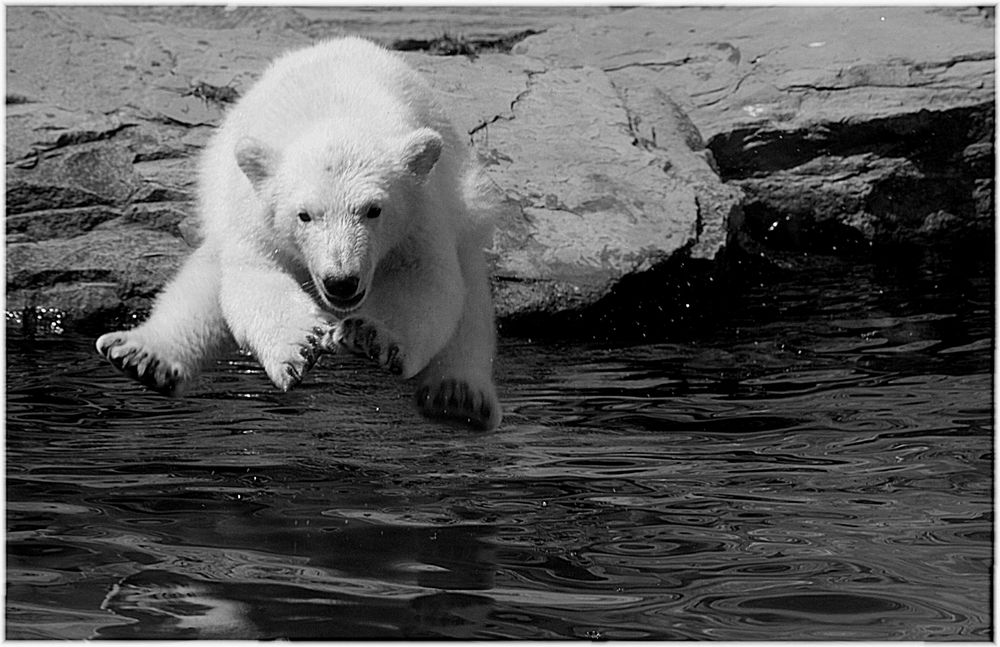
<box><xmin>97</xmin><ymin>37</ymin><xmax>501</xmax><ymax>430</ymax></box>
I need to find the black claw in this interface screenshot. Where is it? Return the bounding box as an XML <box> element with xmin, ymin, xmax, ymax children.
<box><xmin>114</xmin><ymin>350</ymin><xmax>134</xmax><ymax>368</ymax></box>
<box><xmin>386</xmin><ymin>346</ymin><xmax>402</xmax><ymax>374</ymax></box>
<box><xmin>98</xmin><ymin>337</ymin><xmax>123</xmax><ymax>358</ymax></box>
<box><xmin>161</xmin><ymin>370</ymin><xmax>180</xmax><ymax>393</ymax></box>
<box><xmin>139</xmin><ymin>359</ymin><xmax>161</xmax><ymax>386</ymax></box>
<box><xmin>447</xmin><ymin>381</ymin><xmax>464</xmax><ymax>410</ymax></box>
<box><xmin>285</xmin><ymin>363</ymin><xmax>302</xmax><ymax>386</ymax></box>
<box><xmin>337</xmin><ymin>319</ymin><xmax>357</xmax><ymax>348</ymax></box>
<box><xmin>299</xmin><ymin>345</ymin><xmax>317</xmax><ymax>369</ymax></box>
<box><xmin>144</xmin><ymin>357</ymin><xmax>160</xmax><ymax>382</ymax></box>
<box><xmin>120</xmin><ymin>362</ymin><xmax>138</xmax><ymax>380</ymax></box>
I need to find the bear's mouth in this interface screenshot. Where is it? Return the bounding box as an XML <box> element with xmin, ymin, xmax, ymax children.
<box><xmin>322</xmin><ymin>288</ymin><xmax>366</xmax><ymax>313</ymax></box>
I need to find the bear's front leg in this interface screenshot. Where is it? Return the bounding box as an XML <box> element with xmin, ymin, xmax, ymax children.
<box><xmin>329</xmin><ymin>316</ymin><xmax>405</xmax><ymax>375</ymax></box>
<box><xmin>98</xmin><ymin>329</ymin><xmax>187</xmax><ymax>395</ymax></box>
<box><xmin>219</xmin><ymin>247</ymin><xmax>336</xmax><ymax>391</ymax></box>
<box><xmin>96</xmin><ymin>242</ymin><xmax>234</xmax><ymax>395</ymax></box>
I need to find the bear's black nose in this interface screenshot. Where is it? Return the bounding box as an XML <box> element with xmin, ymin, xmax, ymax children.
<box><xmin>322</xmin><ymin>275</ymin><xmax>361</xmax><ymax>300</ymax></box>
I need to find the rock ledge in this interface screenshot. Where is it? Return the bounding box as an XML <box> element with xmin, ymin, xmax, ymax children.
<box><xmin>6</xmin><ymin>6</ymin><xmax>993</xmax><ymax>336</ymax></box>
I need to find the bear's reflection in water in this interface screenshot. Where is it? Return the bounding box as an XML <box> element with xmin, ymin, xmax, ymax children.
<box><xmin>98</xmin><ymin>523</ymin><xmax>496</xmax><ymax>640</ymax></box>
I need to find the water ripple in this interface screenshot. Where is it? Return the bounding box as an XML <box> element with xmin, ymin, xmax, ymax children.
<box><xmin>5</xmin><ymin>259</ymin><xmax>992</xmax><ymax>639</ymax></box>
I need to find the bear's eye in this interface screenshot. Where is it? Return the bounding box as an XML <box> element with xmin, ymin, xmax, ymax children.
<box><xmin>297</xmin><ymin>210</ymin><xmax>312</xmax><ymax>223</ymax></box>
<box><xmin>362</xmin><ymin>204</ymin><xmax>382</xmax><ymax>220</ymax></box>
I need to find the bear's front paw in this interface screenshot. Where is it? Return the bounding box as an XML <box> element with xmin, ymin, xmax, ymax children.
<box><xmin>415</xmin><ymin>378</ymin><xmax>501</xmax><ymax>431</ymax></box>
<box><xmin>329</xmin><ymin>317</ymin><xmax>404</xmax><ymax>375</ymax></box>
<box><xmin>96</xmin><ymin>331</ymin><xmax>186</xmax><ymax>395</ymax></box>
<box><xmin>263</xmin><ymin>325</ymin><xmax>332</xmax><ymax>392</ymax></box>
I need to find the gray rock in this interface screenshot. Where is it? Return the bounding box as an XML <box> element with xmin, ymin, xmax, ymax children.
<box><xmin>416</xmin><ymin>50</ymin><xmax>739</xmax><ymax>323</ymax></box>
<box><xmin>7</xmin><ymin>5</ymin><xmax>734</xmax><ymax>333</ymax></box>
<box><xmin>517</xmin><ymin>6</ymin><xmax>994</xmax><ymax>251</ymax></box>
<box><xmin>5</xmin><ymin>6</ymin><xmax>992</xmax><ymax>335</ymax></box>
<box><xmin>5</xmin><ymin>7</ymin><xmax>302</xmax><ymax>329</ymax></box>
<box><xmin>467</xmin><ymin>63</ymin><xmax>722</xmax><ymax>318</ymax></box>
<box><xmin>6</xmin><ymin>227</ymin><xmax>187</xmax><ymax>327</ymax></box>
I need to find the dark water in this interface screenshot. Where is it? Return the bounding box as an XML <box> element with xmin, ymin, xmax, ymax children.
<box><xmin>6</xmin><ymin>258</ymin><xmax>993</xmax><ymax>640</ymax></box>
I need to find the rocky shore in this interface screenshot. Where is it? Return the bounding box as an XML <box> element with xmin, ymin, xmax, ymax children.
<box><xmin>6</xmin><ymin>6</ymin><xmax>994</xmax><ymax>336</ymax></box>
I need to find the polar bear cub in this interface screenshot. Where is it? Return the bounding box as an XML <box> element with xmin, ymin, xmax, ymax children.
<box><xmin>96</xmin><ymin>37</ymin><xmax>501</xmax><ymax>430</ymax></box>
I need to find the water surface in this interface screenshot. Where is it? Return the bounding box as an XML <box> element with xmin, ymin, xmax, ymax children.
<box><xmin>6</xmin><ymin>257</ymin><xmax>993</xmax><ymax>639</ymax></box>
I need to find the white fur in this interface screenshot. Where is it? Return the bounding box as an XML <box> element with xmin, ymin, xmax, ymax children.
<box><xmin>97</xmin><ymin>38</ymin><xmax>501</xmax><ymax>430</ymax></box>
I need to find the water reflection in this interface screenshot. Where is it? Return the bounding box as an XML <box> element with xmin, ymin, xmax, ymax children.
<box><xmin>6</xmin><ymin>258</ymin><xmax>993</xmax><ymax>639</ymax></box>
<box><xmin>96</xmin><ymin>520</ymin><xmax>498</xmax><ymax>639</ymax></box>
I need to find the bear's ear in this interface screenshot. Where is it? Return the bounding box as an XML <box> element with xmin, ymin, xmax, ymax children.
<box><xmin>400</xmin><ymin>128</ymin><xmax>443</xmax><ymax>181</ymax></box>
<box><xmin>235</xmin><ymin>137</ymin><xmax>277</xmax><ymax>191</ymax></box>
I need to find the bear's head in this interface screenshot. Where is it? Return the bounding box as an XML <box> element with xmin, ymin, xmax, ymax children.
<box><xmin>235</xmin><ymin>123</ymin><xmax>443</xmax><ymax>314</ymax></box>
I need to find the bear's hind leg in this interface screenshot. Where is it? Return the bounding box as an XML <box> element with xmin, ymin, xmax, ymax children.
<box><xmin>96</xmin><ymin>243</ymin><xmax>233</xmax><ymax>395</ymax></box>
<box><xmin>414</xmin><ymin>239</ymin><xmax>501</xmax><ymax>431</ymax></box>
<box><xmin>415</xmin><ymin>376</ymin><xmax>500</xmax><ymax>432</ymax></box>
